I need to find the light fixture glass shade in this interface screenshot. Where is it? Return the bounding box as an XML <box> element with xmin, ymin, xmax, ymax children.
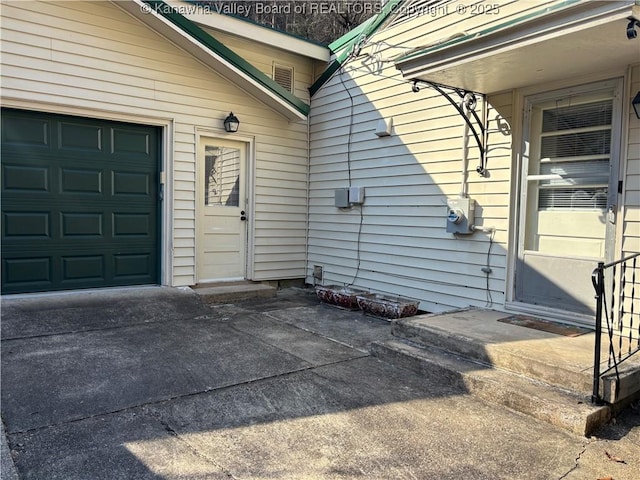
<box><xmin>633</xmin><ymin>91</ymin><xmax>640</xmax><ymax>119</ymax></box>
<box><xmin>224</xmin><ymin>112</ymin><xmax>240</xmax><ymax>132</ymax></box>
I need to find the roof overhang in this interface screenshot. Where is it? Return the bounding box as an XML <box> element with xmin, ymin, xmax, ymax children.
<box><xmin>395</xmin><ymin>0</ymin><xmax>640</xmax><ymax>94</ymax></box>
<box><xmin>115</xmin><ymin>0</ymin><xmax>309</xmax><ymax>121</ymax></box>
<box><xmin>166</xmin><ymin>1</ymin><xmax>329</xmax><ymax>62</ymax></box>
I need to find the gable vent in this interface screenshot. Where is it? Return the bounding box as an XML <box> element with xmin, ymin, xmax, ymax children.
<box><xmin>273</xmin><ymin>64</ymin><xmax>294</xmax><ymax>93</ymax></box>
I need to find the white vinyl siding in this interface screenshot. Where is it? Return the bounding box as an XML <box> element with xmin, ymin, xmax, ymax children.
<box><xmin>1</xmin><ymin>0</ymin><xmax>310</xmax><ymax>285</ymax></box>
<box><xmin>198</xmin><ymin>27</ymin><xmax>312</xmax><ymax>101</ymax></box>
<box><xmin>308</xmin><ymin>40</ymin><xmax>512</xmax><ymax>311</ymax></box>
<box><xmin>309</xmin><ymin>0</ymin><xmax>638</xmax><ymax>314</ymax></box>
<box><xmin>623</xmin><ymin>65</ymin><xmax>640</xmax><ymax>256</ymax></box>
<box><xmin>308</xmin><ymin>0</ymin><xmax>574</xmax><ymax>313</ymax></box>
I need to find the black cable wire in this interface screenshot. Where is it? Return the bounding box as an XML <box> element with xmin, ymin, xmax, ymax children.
<box><xmin>347</xmin><ymin>206</ymin><xmax>365</xmax><ymax>287</ymax></box>
<box><xmin>338</xmin><ymin>62</ymin><xmax>355</xmax><ymax>186</ymax></box>
<box><xmin>337</xmin><ymin>58</ymin><xmax>365</xmax><ymax>287</ymax></box>
<box><xmin>485</xmin><ymin>229</ymin><xmax>495</xmax><ymax>307</ymax></box>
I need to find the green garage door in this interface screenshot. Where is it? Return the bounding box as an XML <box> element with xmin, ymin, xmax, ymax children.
<box><xmin>1</xmin><ymin>109</ymin><xmax>160</xmax><ymax>294</ymax></box>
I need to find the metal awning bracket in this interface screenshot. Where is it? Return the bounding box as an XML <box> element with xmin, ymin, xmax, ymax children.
<box><xmin>411</xmin><ymin>80</ymin><xmax>488</xmax><ymax>176</ymax></box>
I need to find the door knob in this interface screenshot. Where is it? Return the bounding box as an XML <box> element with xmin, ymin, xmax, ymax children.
<box><xmin>240</xmin><ymin>210</ymin><xmax>247</xmax><ymax>221</ymax></box>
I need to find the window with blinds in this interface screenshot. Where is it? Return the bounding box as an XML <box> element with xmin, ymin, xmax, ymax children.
<box><xmin>204</xmin><ymin>146</ymin><xmax>240</xmax><ymax>207</ymax></box>
<box><xmin>536</xmin><ymin>99</ymin><xmax>612</xmax><ymax>210</ymax></box>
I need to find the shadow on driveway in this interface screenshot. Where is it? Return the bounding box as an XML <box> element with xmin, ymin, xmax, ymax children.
<box><xmin>0</xmin><ymin>287</ymin><xmax>610</xmax><ymax>479</ymax></box>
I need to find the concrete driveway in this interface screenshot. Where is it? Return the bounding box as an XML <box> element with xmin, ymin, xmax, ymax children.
<box><xmin>1</xmin><ymin>286</ymin><xmax>638</xmax><ymax>479</ymax></box>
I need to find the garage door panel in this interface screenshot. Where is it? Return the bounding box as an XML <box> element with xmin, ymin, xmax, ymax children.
<box><xmin>60</xmin><ymin>168</ymin><xmax>103</xmax><ymax>194</ymax></box>
<box><xmin>2</xmin><ymin>164</ymin><xmax>50</xmax><ymax>192</ymax></box>
<box><xmin>1</xmin><ymin>109</ymin><xmax>160</xmax><ymax>294</ymax></box>
<box><xmin>113</xmin><ymin>213</ymin><xmax>151</xmax><ymax>237</ymax></box>
<box><xmin>1</xmin><ymin>115</ymin><xmax>50</xmax><ymax>146</ymax></box>
<box><xmin>61</xmin><ymin>212</ymin><xmax>104</xmax><ymax>237</ymax></box>
<box><xmin>3</xmin><ymin>212</ymin><xmax>50</xmax><ymax>238</ymax></box>
<box><xmin>61</xmin><ymin>255</ymin><xmax>105</xmax><ymax>282</ymax></box>
<box><xmin>58</xmin><ymin>122</ymin><xmax>104</xmax><ymax>152</ymax></box>
<box><xmin>113</xmin><ymin>253</ymin><xmax>152</xmax><ymax>279</ymax></box>
<box><xmin>3</xmin><ymin>257</ymin><xmax>52</xmax><ymax>287</ymax></box>
<box><xmin>112</xmin><ymin>128</ymin><xmax>151</xmax><ymax>155</ymax></box>
<box><xmin>112</xmin><ymin>171</ymin><xmax>151</xmax><ymax>196</ymax></box>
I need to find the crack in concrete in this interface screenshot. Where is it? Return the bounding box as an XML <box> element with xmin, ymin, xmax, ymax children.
<box><xmin>262</xmin><ymin>311</ymin><xmax>373</xmax><ymax>354</ymax></box>
<box><xmin>155</xmin><ymin>416</ymin><xmax>238</xmax><ymax>480</ymax></box>
<box><xmin>558</xmin><ymin>438</ymin><xmax>594</xmax><ymax>479</ymax></box>
<box><xmin>5</xmin><ymin>356</ymin><xmax>361</xmax><ymax>437</ymax></box>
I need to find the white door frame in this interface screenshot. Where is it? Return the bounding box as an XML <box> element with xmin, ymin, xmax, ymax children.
<box><xmin>505</xmin><ymin>77</ymin><xmax>624</xmax><ymax>323</ymax></box>
<box><xmin>195</xmin><ymin>129</ymin><xmax>255</xmax><ymax>283</ymax></box>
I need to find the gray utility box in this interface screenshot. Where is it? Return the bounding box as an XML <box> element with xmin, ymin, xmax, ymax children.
<box><xmin>335</xmin><ymin>187</ymin><xmax>365</xmax><ymax>207</ymax></box>
<box><xmin>446</xmin><ymin>197</ymin><xmax>475</xmax><ymax>234</ymax></box>
<box><xmin>335</xmin><ymin>188</ymin><xmax>350</xmax><ymax>207</ymax></box>
<box><xmin>348</xmin><ymin>186</ymin><xmax>365</xmax><ymax>204</ymax></box>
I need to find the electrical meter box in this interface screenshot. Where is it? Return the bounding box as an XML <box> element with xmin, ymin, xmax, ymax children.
<box><xmin>446</xmin><ymin>197</ymin><xmax>475</xmax><ymax>234</ymax></box>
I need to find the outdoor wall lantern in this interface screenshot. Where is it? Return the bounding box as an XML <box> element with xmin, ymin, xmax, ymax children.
<box><xmin>626</xmin><ymin>17</ymin><xmax>640</xmax><ymax>39</ymax></box>
<box><xmin>224</xmin><ymin>112</ymin><xmax>240</xmax><ymax>132</ymax></box>
<box><xmin>632</xmin><ymin>91</ymin><xmax>640</xmax><ymax>119</ymax></box>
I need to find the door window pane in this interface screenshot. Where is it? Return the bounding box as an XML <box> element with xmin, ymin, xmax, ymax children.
<box><xmin>204</xmin><ymin>146</ymin><xmax>240</xmax><ymax>206</ymax></box>
<box><xmin>537</xmin><ymin>159</ymin><xmax>609</xmax><ymax>210</ymax></box>
<box><xmin>534</xmin><ymin>96</ymin><xmax>613</xmax><ymax>213</ymax></box>
<box><xmin>524</xmin><ymin>91</ymin><xmax>614</xmax><ymax>255</ymax></box>
<box><xmin>541</xmin><ymin>100</ymin><xmax>612</xmax><ymax>132</ymax></box>
<box><xmin>540</xmin><ymin>130</ymin><xmax>611</xmax><ymax>158</ymax></box>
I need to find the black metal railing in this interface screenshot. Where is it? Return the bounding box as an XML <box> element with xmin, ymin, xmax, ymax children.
<box><xmin>591</xmin><ymin>252</ymin><xmax>640</xmax><ymax>404</ymax></box>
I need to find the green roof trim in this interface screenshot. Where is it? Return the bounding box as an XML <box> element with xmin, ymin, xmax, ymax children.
<box><xmin>307</xmin><ymin>49</ymin><xmax>351</xmax><ymax>98</ymax></box>
<box><xmin>184</xmin><ymin>0</ymin><xmax>327</xmax><ymax>48</ymax></box>
<box><xmin>309</xmin><ymin>0</ymin><xmax>404</xmax><ymax>97</ymax></box>
<box><xmin>396</xmin><ymin>0</ymin><xmax>582</xmax><ymax>64</ymax></box>
<box><xmin>327</xmin><ymin>16</ymin><xmax>376</xmax><ymax>53</ymax></box>
<box><xmin>144</xmin><ymin>0</ymin><xmax>310</xmax><ymax>116</ymax></box>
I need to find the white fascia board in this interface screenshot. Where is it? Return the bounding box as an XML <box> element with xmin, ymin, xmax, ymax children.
<box><xmin>116</xmin><ymin>0</ymin><xmax>307</xmax><ymax>121</ymax></box>
<box><xmin>397</xmin><ymin>1</ymin><xmax>639</xmax><ymax>84</ymax></box>
<box><xmin>167</xmin><ymin>0</ymin><xmax>330</xmax><ymax>61</ymax></box>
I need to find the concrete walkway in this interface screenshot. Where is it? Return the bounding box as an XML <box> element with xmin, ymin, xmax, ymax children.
<box><xmin>1</xmin><ymin>286</ymin><xmax>638</xmax><ymax>479</ymax></box>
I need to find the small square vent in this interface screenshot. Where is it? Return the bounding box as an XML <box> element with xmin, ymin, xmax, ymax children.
<box><xmin>273</xmin><ymin>64</ymin><xmax>294</xmax><ymax>93</ymax></box>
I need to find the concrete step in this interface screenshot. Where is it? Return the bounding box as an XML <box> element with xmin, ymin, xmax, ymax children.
<box><xmin>192</xmin><ymin>281</ymin><xmax>277</xmax><ymax>304</ymax></box>
<box><xmin>392</xmin><ymin>312</ymin><xmax>640</xmax><ymax>405</ymax></box>
<box><xmin>392</xmin><ymin>313</ymin><xmax>594</xmax><ymax>395</ymax></box>
<box><xmin>371</xmin><ymin>339</ymin><xmax>611</xmax><ymax>436</ymax></box>
<box><xmin>600</xmin><ymin>358</ymin><xmax>640</xmax><ymax>405</ymax></box>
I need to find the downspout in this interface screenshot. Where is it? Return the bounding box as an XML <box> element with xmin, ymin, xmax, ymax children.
<box><xmin>479</xmin><ymin>94</ymin><xmax>489</xmax><ymax>176</ymax></box>
<box><xmin>460</xmin><ymin>97</ymin><xmax>470</xmax><ymax>198</ymax></box>
<box><xmin>304</xmin><ymin>110</ymin><xmax>311</xmax><ymax>286</ymax></box>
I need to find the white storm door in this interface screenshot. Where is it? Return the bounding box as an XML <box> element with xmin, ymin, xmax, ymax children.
<box><xmin>197</xmin><ymin>137</ymin><xmax>247</xmax><ymax>282</ymax></box>
<box><xmin>515</xmin><ymin>80</ymin><xmax>622</xmax><ymax>317</ymax></box>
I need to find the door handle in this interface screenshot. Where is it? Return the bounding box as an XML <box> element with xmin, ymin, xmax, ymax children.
<box><xmin>240</xmin><ymin>210</ymin><xmax>247</xmax><ymax>221</ymax></box>
<box><xmin>607</xmin><ymin>205</ymin><xmax>616</xmax><ymax>224</ymax></box>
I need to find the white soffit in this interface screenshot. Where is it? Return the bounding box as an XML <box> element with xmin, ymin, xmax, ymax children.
<box><xmin>167</xmin><ymin>0</ymin><xmax>330</xmax><ymax>61</ymax></box>
<box><xmin>395</xmin><ymin>1</ymin><xmax>640</xmax><ymax>94</ymax></box>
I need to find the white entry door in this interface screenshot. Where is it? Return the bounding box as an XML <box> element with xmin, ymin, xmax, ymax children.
<box><xmin>196</xmin><ymin>137</ymin><xmax>247</xmax><ymax>282</ymax></box>
<box><xmin>515</xmin><ymin>79</ymin><xmax>622</xmax><ymax>317</ymax></box>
